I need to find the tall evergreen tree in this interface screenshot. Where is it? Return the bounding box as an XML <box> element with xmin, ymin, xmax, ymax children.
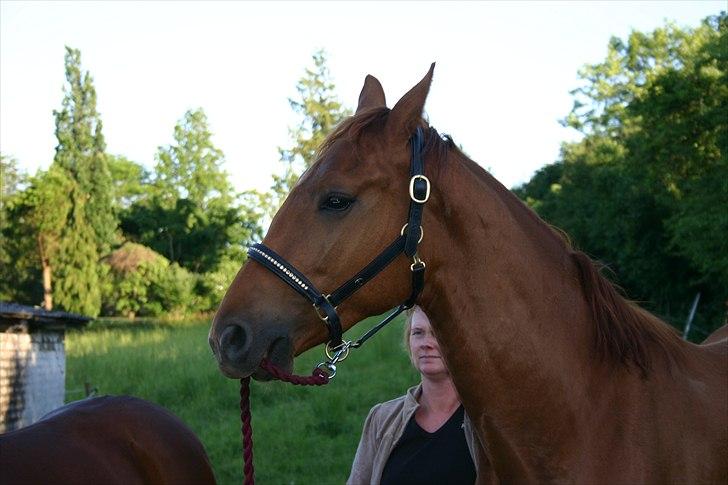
<box><xmin>53</xmin><ymin>46</ymin><xmax>116</xmax><ymax>255</ymax></box>
<box><xmin>53</xmin><ymin>183</ymin><xmax>105</xmax><ymax>316</ymax></box>
<box><xmin>50</xmin><ymin>46</ymin><xmax>115</xmax><ymax>315</ymax></box>
<box><xmin>272</xmin><ymin>50</ymin><xmax>351</xmax><ymax>206</ymax></box>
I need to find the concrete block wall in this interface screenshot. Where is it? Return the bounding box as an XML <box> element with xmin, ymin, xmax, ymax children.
<box><xmin>0</xmin><ymin>331</ymin><xmax>65</xmax><ymax>433</ymax></box>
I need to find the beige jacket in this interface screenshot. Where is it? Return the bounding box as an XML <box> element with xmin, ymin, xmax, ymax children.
<box><xmin>347</xmin><ymin>384</ymin><xmax>489</xmax><ymax>485</ymax></box>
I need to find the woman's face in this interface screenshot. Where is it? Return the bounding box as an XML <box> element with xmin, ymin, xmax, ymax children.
<box><xmin>409</xmin><ymin>308</ymin><xmax>449</xmax><ymax>379</ymax></box>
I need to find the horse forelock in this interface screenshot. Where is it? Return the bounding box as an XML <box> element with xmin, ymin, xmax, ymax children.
<box><xmin>315</xmin><ymin>107</ymin><xmax>390</xmax><ymax>164</ymax></box>
<box><xmin>315</xmin><ymin>107</ymin><xmax>454</xmax><ymax>174</ymax></box>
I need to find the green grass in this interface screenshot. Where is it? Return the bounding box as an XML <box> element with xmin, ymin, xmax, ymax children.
<box><xmin>65</xmin><ymin>316</ymin><xmax>419</xmax><ymax>485</ymax></box>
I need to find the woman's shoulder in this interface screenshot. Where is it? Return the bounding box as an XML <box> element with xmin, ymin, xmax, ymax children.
<box><xmin>367</xmin><ymin>384</ymin><xmax>421</xmax><ymax>422</ymax></box>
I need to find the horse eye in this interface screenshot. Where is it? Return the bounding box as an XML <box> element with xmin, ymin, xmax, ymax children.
<box><xmin>321</xmin><ymin>194</ymin><xmax>354</xmax><ymax>212</ymax></box>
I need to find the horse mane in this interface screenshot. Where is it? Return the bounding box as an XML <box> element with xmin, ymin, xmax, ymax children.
<box><xmin>319</xmin><ymin>108</ymin><xmax>685</xmax><ymax>375</ymax></box>
<box><xmin>571</xmin><ymin>250</ymin><xmax>686</xmax><ymax>374</ymax></box>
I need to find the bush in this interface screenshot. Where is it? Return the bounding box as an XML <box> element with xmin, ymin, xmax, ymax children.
<box><xmin>195</xmin><ymin>256</ymin><xmax>244</xmax><ymax>312</ymax></box>
<box><xmin>102</xmin><ymin>243</ymin><xmax>197</xmax><ymax>318</ymax></box>
<box><xmin>148</xmin><ymin>261</ymin><xmax>197</xmax><ymax>317</ymax></box>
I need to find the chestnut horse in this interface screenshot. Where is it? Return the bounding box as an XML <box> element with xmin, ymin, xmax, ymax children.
<box><xmin>0</xmin><ymin>396</ymin><xmax>216</xmax><ymax>484</ymax></box>
<box><xmin>209</xmin><ymin>65</ymin><xmax>727</xmax><ymax>483</ymax></box>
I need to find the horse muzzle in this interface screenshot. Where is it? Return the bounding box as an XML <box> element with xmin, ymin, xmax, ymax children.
<box><xmin>209</xmin><ymin>320</ymin><xmax>293</xmax><ymax>379</ymax></box>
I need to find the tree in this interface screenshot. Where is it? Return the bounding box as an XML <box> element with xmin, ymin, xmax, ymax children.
<box><xmin>121</xmin><ymin>108</ymin><xmax>261</xmax><ymax>273</ymax></box>
<box><xmin>0</xmin><ymin>156</ymin><xmax>38</xmax><ymax>304</ymax></box>
<box><xmin>516</xmin><ymin>14</ymin><xmax>726</xmax><ymax>337</ymax></box>
<box><xmin>1</xmin><ymin>154</ymin><xmax>25</xmax><ymax>210</ymax></box>
<box><xmin>53</xmin><ymin>46</ymin><xmax>117</xmax><ymax>255</ymax></box>
<box><xmin>154</xmin><ymin>108</ymin><xmax>233</xmax><ymax>209</ymax></box>
<box><xmin>107</xmin><ymin>154</ymin><xmax>149</xmax><ymax>210</ymax></box>
<box><xmin>272</xmin><ymin>50</ymin><xmax>351</xmax><ymax>207</ymax></box>
<box><xmin>22</xmin><ymin>168</ymin><xmax>74</xmax><ymax>310</ymax></box>
<box><xmin>622</xmin><ymin>15</ymin><xmax>728</xmax><ymax>290</ymax></box>
<box><xmin>52</xmin><ymin>182</ymin><xmax>105</xmax><ymax>316</ymax></box>
<box><xmin>41</xmin><ymin>46</ymin><xmax>116</xmax><ymax>315</ymax></box>
<box><xmin>0</xmin><ymin>155</ymin><xmax>27</xmax><ymax>300</ymax></box>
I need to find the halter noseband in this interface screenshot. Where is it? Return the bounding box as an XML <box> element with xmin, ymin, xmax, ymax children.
<box><xmin>247</xmin><ymin>127</ymin><xmax>430</xmax><ymax>377</ymax></box>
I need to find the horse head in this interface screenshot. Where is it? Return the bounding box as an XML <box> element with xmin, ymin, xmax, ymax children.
<box><xmin>209</xmin><ymin>65</ymin><xmax>438</xmax><ymax>379</ymax></box>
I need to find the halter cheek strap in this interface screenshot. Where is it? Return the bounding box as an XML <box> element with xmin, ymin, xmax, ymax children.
<box><xmin>247</xmin><ymin>127</ymin><xmax>430</xmax><ymax>363</ymax></box>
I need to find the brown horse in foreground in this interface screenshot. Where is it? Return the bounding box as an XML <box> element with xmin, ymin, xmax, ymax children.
<box><xmin>0</xmin><ymin>396</ymin><xmax>216</xmax><ymax>484</ymax></box>
<box><xmin>209</xmin><ymin>65</ymin><xmax>727</xmax><ymax>483</ymax></box>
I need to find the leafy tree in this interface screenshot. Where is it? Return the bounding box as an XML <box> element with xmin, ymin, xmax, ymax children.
<box><xmin>272</xmin><ymin>50</ymin><xmax>351</xmax><ymax>207</ymax></box>
<box><xmin>0</xmin><ymin>163</ymin><xmax>65</xmax><ymax>306</ymax></box>
<box><xmin>622</xmin><ymin>15</ymin><xmax>728</xmax><ymax>290</ymax></box>
<box><xmin>121</xmin><ymin>108</ymin><xmax>261</xmax><ymax>273</ymax></box>
<box><xmin>122</xmin><ymin>197</ymin><xmax>255</xmax><ymax>273</ymax></box>
<box><xmin>154</xmin><ymin>108</ymin><xmax>233</xmax><ymax>209</ymax></box>
<box><xmin>1</xmin><ymin>154</ymin><xmax>25</xmax><ymax>210</ymax></box>
<box><xmin>3</xmin><ymin>166</ymin><xmax>102</xmax><ymax>315</ymax></box>
<box><xmin>516</xmin><ymin>14</ymin><xmax>727</xmax><ymax>337</ymax></box>
<box><xmin>107</xmin><ymin>155</ymin><xmax>149</xmax><ymax>209</ymax></box>
<box><xmin>0</xmin><ymin>155</ymin><xmax>30</xmax><ymax>302</ymax></box>
<box><xmin>21</xmin><ymin>168</ymin><xmax>74</xmax><ymax>310</ymax></box>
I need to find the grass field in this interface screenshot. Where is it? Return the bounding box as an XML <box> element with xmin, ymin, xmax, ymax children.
<box><xmin>65</xmin><ymin>315</ymin><xmax>419</xmax><ymax>485</ymax></box>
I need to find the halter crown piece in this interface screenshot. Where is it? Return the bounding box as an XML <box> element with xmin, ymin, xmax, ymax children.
<box><xmin>247</xmin><ymin>127</ymin><xmax>430</xmax><ymax>378</ymax></box>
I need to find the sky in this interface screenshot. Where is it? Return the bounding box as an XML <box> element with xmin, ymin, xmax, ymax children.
<box><xmin>1</xmin><ymin>1</ymin><xmax>724</xmax><ymax>194</ymax></box>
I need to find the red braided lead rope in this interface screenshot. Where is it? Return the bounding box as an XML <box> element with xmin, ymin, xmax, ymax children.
<box><xmin>239</xmin><ymin>377</ymin><xmax>255</xmax><ymax>484</ymax></box>
<box><xmin>239</xmin><ymin>359</ymin><xmax>330</xmax><ymax>484</ymax></box>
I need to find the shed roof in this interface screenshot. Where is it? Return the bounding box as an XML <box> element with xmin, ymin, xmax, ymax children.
<box><xmin>0</xmin><ymin>302</ymin><xmax>91</xmax><ymax>331</ymax></box>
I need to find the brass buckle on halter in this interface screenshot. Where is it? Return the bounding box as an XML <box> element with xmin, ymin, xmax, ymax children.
<box><xmin>409</xmin><ymin>175</ymin><xmax>431</xmax><ymax>203</ymax></box>
<box><xmin>313</xmin><ymin>294</ymin><xmax>335</xmax><ymax>322</ymax></box>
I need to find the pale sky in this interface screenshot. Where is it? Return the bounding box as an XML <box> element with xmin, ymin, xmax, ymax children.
<box><xmin>1</xmin><ymin>1</ymin><xmax>723</xmax><ymax>194</ymax></box>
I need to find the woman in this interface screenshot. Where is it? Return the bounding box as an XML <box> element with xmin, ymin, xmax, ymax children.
<box><xmin>348</xmin><ymin>305</ymin><xmax>490</xmax><ymax>484</ymax></box>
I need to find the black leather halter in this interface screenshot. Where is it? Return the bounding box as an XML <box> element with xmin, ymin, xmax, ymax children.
<box><xmin>247</xmin><ymin>127</ymin><xmax>430</xmax><ymax>363</ymax></box>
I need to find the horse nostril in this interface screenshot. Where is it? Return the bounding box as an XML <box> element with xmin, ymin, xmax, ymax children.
<box><xmin>220</xmin><ymin>324</ymin><xmax>249</xmax><ymax>364</ymax></box>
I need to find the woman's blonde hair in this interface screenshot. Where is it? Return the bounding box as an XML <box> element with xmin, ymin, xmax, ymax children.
<box><xmin>403</xmin><ymin>305</ymin><xmax>421</xmax><ymax>356</ymax></box>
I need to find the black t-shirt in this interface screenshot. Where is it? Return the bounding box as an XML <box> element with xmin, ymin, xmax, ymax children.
<box><xmin>380</xmin><ymin>405</ymin><xmax>476</xmax><ymax>485</ymax></box>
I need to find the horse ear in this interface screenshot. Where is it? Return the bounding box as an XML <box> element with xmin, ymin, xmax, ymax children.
<box><xmin>387</xmin><ymin>63</ymin><xmax>435</xmax><ymax>137</ymax></box>
<box><xmin>356</xmin><ymin>74</ymin><xmax>386</xmax><ymax>114</ymax></box>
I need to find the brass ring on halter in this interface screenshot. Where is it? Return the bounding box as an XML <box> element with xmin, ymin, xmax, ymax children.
<box><xmin>325</xmin><ymin>341</ymin><xmax>351</xmax><ymax>362</ymax></box>
<box><xmin>400</xmin><ymin>223</ymin><xmax>424</xmax><ymax>244</ymax></box>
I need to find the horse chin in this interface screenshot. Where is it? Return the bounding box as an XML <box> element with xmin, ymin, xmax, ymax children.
<box><xmin>218</xmin><ymin>362</ymin><xmax>254</xmax><ymax>380</ymax></box>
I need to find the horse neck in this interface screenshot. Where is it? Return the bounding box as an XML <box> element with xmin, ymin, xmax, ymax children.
<box><xmin>419</xmin><ymin>148</ymin><xmax>600</xmax><ymax>475</ymax></box>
